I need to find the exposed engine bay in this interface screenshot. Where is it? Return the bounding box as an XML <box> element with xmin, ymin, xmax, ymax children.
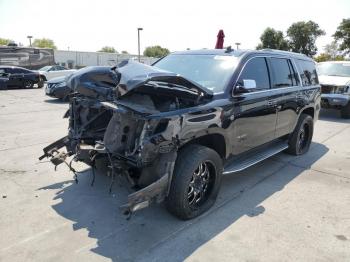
<box><xmin>39</xmin><ymin>60</ymin><xmax>218</xmax><ymax>216</ymax></box>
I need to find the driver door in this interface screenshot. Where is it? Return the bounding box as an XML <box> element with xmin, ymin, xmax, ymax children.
<box><xmin>230</xmin><ymin>57</ymin><xmax>277</xmax><ymax>155</ymax></box>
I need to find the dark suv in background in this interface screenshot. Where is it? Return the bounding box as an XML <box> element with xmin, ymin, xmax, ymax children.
<box><xmin>40</xmin><ymin>49</ymin><xmax>321</xmax><ymax>220</ymax></box>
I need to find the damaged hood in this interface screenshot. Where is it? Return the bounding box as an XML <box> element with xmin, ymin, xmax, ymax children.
<box><xmin>116</xmin><ymin>60</ymin><xmax>213</xmax><ymax>97</ymax></box>
<box><xmin>319</xmin><ymin>75</ymin><xmax>350</xmax><ymax>86</ymax></box>
<box><xmin>66</xmin><ymin>60</ymin><xmax>213</xmax><ymax>99</ymax></box>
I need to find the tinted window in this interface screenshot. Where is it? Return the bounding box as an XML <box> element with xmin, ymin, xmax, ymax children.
<box><xmin>270</xmin><ymin>58</ymin><xmax>297</xmax><ymax>88</ymax></box>
<box><xmin>12</xmin><ymin>68</ymin><xmax>30</xmax><ymax>74</ymax></box>
<box><xmin>297</xmin><ymin>60</ymin><xmax>318</xmax><ymax>86</ymax></box>
<box><xmin>12</xmin><ymin>68</ymin><xmax>25</xmax><ymax>73</ymax></box>
<box><xmin>237</xmin><ymin>57</ymin><xmax>270</xmax><ymax>90</ymax></box>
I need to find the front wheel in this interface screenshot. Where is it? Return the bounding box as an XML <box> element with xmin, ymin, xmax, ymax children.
<box><xmin>166</xmin><ymin>144</ymin><xmax>223</xmax><ymax>220</ymax></box>
<box><xmin>286</xmin><ymin>114</ymin><xmax>313</xmax><ymax>155</ymax></box>
<box><xmin>37</xmin><ymin>77</ymin><xmax>44</xmax><ymax>88</ymax></box>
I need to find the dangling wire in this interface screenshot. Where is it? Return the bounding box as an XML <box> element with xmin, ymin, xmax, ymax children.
<box><xmin>106</xmin><ymin>150</ymin><xmax>116</xmax><ymax>194</ymax></box>
<box><xmin>90</xmin><ymin>153</ymin><xmax>98</xmax><ymax>187</ymax></box>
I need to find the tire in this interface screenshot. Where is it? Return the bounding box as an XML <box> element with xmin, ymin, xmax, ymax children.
<box><xmin>286</xmin><ymin>114</ymin><xmax>313</xmax><ymax>155</ymax></box>
<box><xmin>23</xmin><ymin>80</ymin><xmax>33</xmax><ymax>89</ymax></box>
<box><xmin>37</xmin><ymin>78</ymin><xmax>44</xmax><ymax>88</ymax></box>
<box><xmin>340</xmin><ymin>102</ymin><xmax>350</xmax><ymax>119</ymax></box>
<box><xmin>166</xmin><ymin>144</ymin><xmax>223</xmax><ymax>220</ymax></box>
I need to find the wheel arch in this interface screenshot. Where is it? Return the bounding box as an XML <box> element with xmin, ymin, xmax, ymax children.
<box><xmin>180</xmin><ymin>133</ymin><xmax>227</xmax><ymax>160</ymax></box>
<box><xmin>301</xmin><ymin>106</ymin><xmax>315</xmax><ymax>119</ymax></box>
<box><xmin>40</xmin><ymin>74</ymin><xmax>47</xmax><ymax>81</ymax></box>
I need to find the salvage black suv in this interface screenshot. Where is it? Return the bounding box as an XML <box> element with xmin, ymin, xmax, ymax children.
<box><xmin>40</xmin><ymin>49</ymin><xmax>321</xmax><ymax>220</ymax></box>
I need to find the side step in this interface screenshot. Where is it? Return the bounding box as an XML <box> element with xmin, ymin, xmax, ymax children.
<box><xmin>223</xmin><ymin>140</ymin><xmax>289</xmax><ymax>175</ymax></box>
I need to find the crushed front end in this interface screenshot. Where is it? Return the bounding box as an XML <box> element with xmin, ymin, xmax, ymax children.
<box><xmin>39</xmin><ymin>61</ymin><xmax>213</xmax><ymax>216</ymax></box>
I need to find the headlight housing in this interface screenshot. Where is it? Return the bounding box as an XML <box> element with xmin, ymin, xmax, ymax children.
<box><xmin>55</xmin><ymin>81</ymin><xmax>66</xmax><ymax>88</ymax></box>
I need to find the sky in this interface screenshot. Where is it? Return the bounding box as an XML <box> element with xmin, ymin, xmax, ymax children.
<box><xmin>0</xmin><ymin>0</ymin><xmax>349</xmax><ymax>55</ymax></box>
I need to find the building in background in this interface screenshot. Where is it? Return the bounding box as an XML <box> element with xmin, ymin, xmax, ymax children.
<box><xmin>0</xmin><ymin>46</ymin><xmax>157</xmax><ymax>69</ymax></box>
<box><xmin>54</xmin><ymin>50</ymin><xmax>157</xmax><ymax>68</ymax></box>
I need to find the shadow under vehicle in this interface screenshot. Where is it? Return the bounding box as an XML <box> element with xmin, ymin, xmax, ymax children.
<box><xmin>38</xmin><ymin>142</ymin><xmax>329</xmax><ymax>261</ymax></box>
<box><xmin>40</xmin><ymin>49</ymin><xmax>321</xmax><ymax>220</ymax></box>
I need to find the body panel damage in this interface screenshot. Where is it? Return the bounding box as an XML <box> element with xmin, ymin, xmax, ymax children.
<box><xmin>39</xmin><ymin>61</ymin><xmax>221</xmax><ymax>215</ymax></box>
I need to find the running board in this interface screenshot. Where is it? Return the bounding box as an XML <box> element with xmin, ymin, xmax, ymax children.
<box><xmin>223</xmin><ymin>141</ymin><xmax>289</xmax><ymax>175</ymax></box>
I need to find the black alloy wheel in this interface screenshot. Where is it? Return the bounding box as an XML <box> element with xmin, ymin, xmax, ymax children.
<box><xmin>286</xmin><ymin>113</ymin><xmax>313</xmax><ymax>156</ymax></box>
<box><xmin>23</xmin><ymin>79</ymin><xmax>33</xmax><ymax>89</ymax></box>
<box><xmin>166</xmin><ymin>144</ymin><xmax>223</xmax><ymax>220</ymax></box>
<box><xmin>187</xmin><ymin>161</ymin><xmax>215</xmax><ymax>208</ymax></box>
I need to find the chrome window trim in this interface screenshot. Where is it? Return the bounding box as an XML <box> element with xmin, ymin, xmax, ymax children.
<box><xmin>231</xmin><ymin>55</ymin><xmax>305</xmax><ymax>97</ymax></box>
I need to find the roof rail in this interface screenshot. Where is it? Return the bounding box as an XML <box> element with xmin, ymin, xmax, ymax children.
<box><xmin>261</xmin><ymin>48</ymin><xmax>308</xmax><ymax>57</ymax></box>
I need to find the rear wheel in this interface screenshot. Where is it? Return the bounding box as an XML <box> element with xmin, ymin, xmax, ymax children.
<box><xmin>340</xmin><ymin>102</ymin><xmax>350</xmax><ymax>119</ymax></box>
<box><xmin>286</xmin><ymin>114</ymin><xmax>313</xmax><ymax>155</ymax></box>
<box><xmin>37</xmin><ymin>77</ymin><xmax>44</xmax><ymax>88</ymax></box>
<box><xmin>166</xmin><ymin>144</ymin><xmax>223</xmax><ymax>220</ymax></box>
<box><xmin>23</xmin><ymin>80</ymin><xmax>33</xmax><ymax>89</ymax></box>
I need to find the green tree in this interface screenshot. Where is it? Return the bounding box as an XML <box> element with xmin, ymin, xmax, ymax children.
<box><xmin>287</xmin><ymin>21</ymin><xmax>325</xmax><ymax>57</ymax></box>
<box><xmin>256</xmin><ymin>27</ymin><xmax>289</xmax><ymax>50</ymax></box>
<box><xmin>143</xmin><ymin>45</ymin><xmax>170</xmax><ymax>58</ymax></box>
<box><xmin>0</xmin><ymin>38</ymin><xmax>13</xmax><ymax>46</ymax></box>
<box><xmin>98</xmin><ymin>46</ymin><xmax>117</xmax><ymax>53</ymax></box>
<box><xmin>324</xmin><ymin>41</ymin><xmax>344</xmax><ymax>60</ymax></box>
<box><xmin>333</xmin><ymin>18</ymin><xmax>350</xmax><ymax>54</ymax></box>
<box><xmin>314</xmin><ymin>53</ymin><xmax>332</xmax><ymax>62</ymax></box>
<box><xmin>313</xmin><ymin>41</ymin><xmax>344</xmax><ymax>62</ymax></box>
<box><xmin>32</xmin><ymin>38</ymin><xmax>57</xmax><ymax>49</ymax></box>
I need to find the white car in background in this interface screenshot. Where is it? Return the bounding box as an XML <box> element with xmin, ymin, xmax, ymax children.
<box><xmin>317</xmin><ymin>61</ymin><xmax>350</xmax><ymax>118</ymax></box>
<box><xmin>38</xmin><ymin>65</ymin><xmax>76</xmax><ymax>81</ymax></box>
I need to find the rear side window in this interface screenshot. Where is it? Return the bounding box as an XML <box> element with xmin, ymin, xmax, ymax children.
<box><xmin>237</xmin><ymin>57</ymin><xmax>270</xmax><ymax>90</ymax></box>
<box><xmin>270</xmin><ymin>58</ymin><xmax>298</xmax><ymax>88</ymax></box>
<box><xmin>297</xmin><ymin>60</ymin><xmax>318</xmax><ymax>86</ymax></box>
<box><xmin>12</xmin><ymin>68</ymin><xmax>27</xmax><ymax>73</ymax></box>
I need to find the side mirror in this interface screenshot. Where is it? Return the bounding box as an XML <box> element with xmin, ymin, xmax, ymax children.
<box><xmin>234</xmin><ymin>79</ymin><xmax>257</xmax><ymax>94</ymax></box>
<box><xmin>242</xmin><ymin>79</ymin><xmax>256</xmax><ymax>90</ymax></box>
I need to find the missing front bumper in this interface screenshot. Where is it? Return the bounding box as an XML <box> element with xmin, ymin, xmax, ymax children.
<box><xmin>39</xmin><ymin>137</ymin><xmax>177</xmax><ymax>217</ymax></box>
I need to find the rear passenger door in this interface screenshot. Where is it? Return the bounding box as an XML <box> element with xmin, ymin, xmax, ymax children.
<box><xmin>268</xmin><ymin>57</ymin><xmax>300</xmax><ymax>138</ymax></box>
<box><xmin>231</xmin><ymin>56</ymin><xmax>277</xmax><ymax>154</ymax></box>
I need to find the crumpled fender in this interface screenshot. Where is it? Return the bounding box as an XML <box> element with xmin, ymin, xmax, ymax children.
<box><xmin>120</xmin><ymin>151</ymin><xmax>177</xmax><ymax>215</ymax></box>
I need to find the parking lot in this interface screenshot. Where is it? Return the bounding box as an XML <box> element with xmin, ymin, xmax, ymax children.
<box><xmin>0</xmin><ymin>88</ymin><xmax>349</xmax><ymax>262</ymax></box>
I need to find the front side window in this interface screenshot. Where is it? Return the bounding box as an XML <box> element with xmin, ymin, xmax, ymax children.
<box><xmin>237</xmin><ymin>57</ymin><xmax>270</xmax><ymax>90</ymax></box>
<box><xmin>39</xmin><ymin>66</ymin><xmax>51</xmax><ymax>72</ymax></box>
<box><xmin>270</xmin><ymin>58</ymin><xmax>297</xmax><ymax>88</ymax></box>
<box><xmin>297</xmin><ymin>60</ymin><xmax>318</xmax><ymax>86</ymax></box>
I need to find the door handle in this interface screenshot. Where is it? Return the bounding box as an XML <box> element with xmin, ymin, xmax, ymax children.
<box><xmin>296</xmin><ymin>92</ymin><xmax>303</xmax><ymax>99</ymax></box>
<box><xmin>267</xmin><ymin>100</ymin><xmax>276</xmax><ymax>106</ymax></box>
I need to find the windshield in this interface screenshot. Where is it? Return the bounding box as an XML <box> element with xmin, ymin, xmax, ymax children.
<box><xmin>39</xmin><ymin>66</ymin><xmax>51</xmax><ymax>71</ymax></box>
<box><xmin>317</xmin><ymin>63</ymin><xmax>350</xmax><ymax>77</ymax></box>
<box><xmin>153</xmin><ymin>54</ymin><xmax>238</xmax><ymax>93</ymax></box>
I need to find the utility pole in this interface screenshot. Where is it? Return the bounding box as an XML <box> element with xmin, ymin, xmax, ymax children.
<box><xmin>27</xmin><ymin>36</ymin><xmax>33</xmax><ymax>47</ymax></box>
<box><xmin>137</xmin><ymin>28</ymin><xmax>143</xmax><ymax>62</ymax></box>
